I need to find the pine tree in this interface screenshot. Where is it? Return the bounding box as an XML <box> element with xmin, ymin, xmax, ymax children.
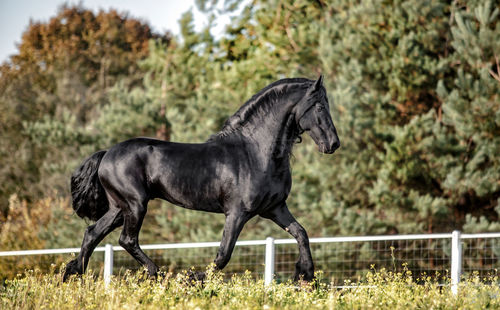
<box><xmin>2</xmin><ymin>0</ymin><xmax>499</xmax><ymax>253</ymax></box>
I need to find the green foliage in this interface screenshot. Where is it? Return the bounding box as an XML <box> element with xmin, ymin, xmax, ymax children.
<box><xmin>1</xmin><ymin>0</ymin><xmax>500</xmax><ymax>255</ymax></box>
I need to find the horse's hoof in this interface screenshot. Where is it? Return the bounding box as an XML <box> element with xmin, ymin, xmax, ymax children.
<box><xmin>186</xmin><ymin>270</ymin><xmax>206</xmax><ymax>285</ymax></box>
<box><xmin>63</xmin><ymin>259</ymin><xmax>82</xmax><ymax>282</ymax></box>
<box><xmin>293</xmin><ymin>272</ymin><xmax>314</xmax><ymax>282</ymax></box>
<box><xmin>293</xmin><ymin>271</ymin><xmax>316</xmax><ymax>288</ymax></box>
<box><xmin>155</xmin><ymin>270</ymin><xmax>171</xmax><ymax>281</ymax></box>
<box><xmin>291</xmin><ymin>276</ymin><xmax>317</xmax><ymax>291</ymax></box>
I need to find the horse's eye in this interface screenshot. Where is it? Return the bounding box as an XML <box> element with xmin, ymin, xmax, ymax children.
<box><xmin>316</xmin><ymin>105</ymin><xmax>324</xmax><ymax>112</ymax></box>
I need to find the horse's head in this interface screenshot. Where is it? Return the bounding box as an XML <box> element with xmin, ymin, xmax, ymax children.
<box><xmin>294</xmin><ymin>75</ymin><xmax>340</xmax><ymax>154</ymax></box>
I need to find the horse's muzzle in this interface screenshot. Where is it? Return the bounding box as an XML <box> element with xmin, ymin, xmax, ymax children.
<box><xmin>320</xmin><ymin>140</ymin><xmax>340</xmax><ymax>154</ymax></box>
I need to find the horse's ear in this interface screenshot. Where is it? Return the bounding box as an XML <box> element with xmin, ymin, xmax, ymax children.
<box><xmin>313</xmin><ymin>75</ymin><xmax>323</xmax><ymax>91</ymax></box>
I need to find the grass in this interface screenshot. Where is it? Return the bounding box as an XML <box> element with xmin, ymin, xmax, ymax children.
<box><xmin>1</xmin><ymin>265</ymin><xmax>498</xmax><ymax>309</ymax></box>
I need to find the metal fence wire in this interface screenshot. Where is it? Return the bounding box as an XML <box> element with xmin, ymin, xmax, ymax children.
<box><xmin>113</xmin><ymin>245</ymin><xmax>266</xmax><ymax>278</ymax></box>
<box><xmin>91</xmin><ymin>232</ymin><xmax>499</xmax><ymax>286</ymax></box>
<box><xmin>274</xmin><ymin>238</ymin><xmax>453</xmax><ymax>285</ymax></box>
<box><xmin>462</xmin><ymin>237</ymin><xmax>499</xmax><ymax>277</ymax></box>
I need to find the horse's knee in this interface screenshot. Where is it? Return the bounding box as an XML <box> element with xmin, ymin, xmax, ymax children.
<box><xmin>288</xmin><ymin>222</ymin><xmax>309</xmax><ymax>244</ymax></box>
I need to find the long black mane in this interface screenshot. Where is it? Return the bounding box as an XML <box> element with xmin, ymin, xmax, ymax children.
<box><xmin>208</xmin><ymin>78</ymin><xmax>313</xmax><ymax>141</ymax></box>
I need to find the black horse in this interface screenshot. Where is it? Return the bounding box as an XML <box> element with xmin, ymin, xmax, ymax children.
<box><xmin>63</xmin><ymin>76</ymin><xmax>340</xmax><ymax>282</ymax></box>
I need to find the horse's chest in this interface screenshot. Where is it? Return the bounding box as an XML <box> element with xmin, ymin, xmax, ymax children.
<box><xmin>244</xmin><ymin>169</ymin><xmax>291</xmax><ymax>212</ymax></box>
<box><xmin>269</xmin><ymin>169</ymin><xmax>292</xmax><ymax>194</ymax></box>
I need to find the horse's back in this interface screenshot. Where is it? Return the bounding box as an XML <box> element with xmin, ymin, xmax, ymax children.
<box><xmin>146</xmin><ymin>139</ymin><xmax>245</xmax><ymax>212</ymax></box>
<box><xmin>98</xmin><ymin>137</ymin><xmax>241</xmax><ymax>212</ymax></box>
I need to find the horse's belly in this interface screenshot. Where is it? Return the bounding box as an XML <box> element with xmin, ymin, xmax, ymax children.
<box><xmin>178</xmin><ymin>200</ymin><xmax>225</xmax><ymax>213</ymax></box>
<box><xmin>152</xmin><ymin>177</ymin><xmax>225</xmax><ymax>214</ymax></box>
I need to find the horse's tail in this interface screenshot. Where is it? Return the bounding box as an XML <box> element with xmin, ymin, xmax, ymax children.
<box><xmin>71</xmin><ymin>150</ymin><xmax>109</xmax><ymax>221</ymax></box>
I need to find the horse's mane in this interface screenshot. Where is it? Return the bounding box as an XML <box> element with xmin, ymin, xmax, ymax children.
<box><xmin>208</xmin><ymin>78</ymin><xmax>313</xmax><ymax>141</ymax></box>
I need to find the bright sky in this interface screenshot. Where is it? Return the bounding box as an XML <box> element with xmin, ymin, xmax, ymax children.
<box><xmin>0</xmin><ymin>0</ymin><xmax>230</xmax><ymax>63</ymax></box>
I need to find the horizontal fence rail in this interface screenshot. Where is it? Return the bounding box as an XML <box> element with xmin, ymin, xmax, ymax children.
<box><xmin>1</xmin><ymin>231</ymin><xmax>499</xmax><ymax>294</ymax></box>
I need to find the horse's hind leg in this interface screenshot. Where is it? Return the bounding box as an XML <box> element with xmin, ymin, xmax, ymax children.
<box><xmin>118</xmin><ymin>198</ymin><xmax>159</xmax><ymax>278</ymax></box>
<box><xmin>63</xmin><ymin>206</ymin><xmax>123</xmax><ymax>281</ymax></box>
<box><xmin>186</xmin><ymin>211</ymin><xmax>250</xmax><ymax>283</ymax></box>
<box><xmin>213</xmin><ymin>211</ymin><xmax>251</xmax><ymax>271</ymax></box>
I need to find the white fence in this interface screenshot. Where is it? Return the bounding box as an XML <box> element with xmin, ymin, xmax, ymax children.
<box><xmin>1</xmin><ymin>231</ymin><xmax>499</xmax><ymax>294</ymax></box>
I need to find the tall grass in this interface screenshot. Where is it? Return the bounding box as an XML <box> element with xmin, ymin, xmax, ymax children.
<box><xmin>1</xmin><ymin>265</ymin><xmax>498</xmax><ymax>309</ymax></box>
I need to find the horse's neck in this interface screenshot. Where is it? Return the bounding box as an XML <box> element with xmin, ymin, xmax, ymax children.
<box><xmin>216</xmin><ymin>84</ymin><xmax>306</xmax><ymax>167</ymax></box>
<box><xmin>270</xmin><ymin>113</ymin><xmax>298</xmax><ymax>160</ymax></box>
<box><xmin>239</xmin><ymin>103</ymin><xmax>298</xmax><ymax>166</ymax></box>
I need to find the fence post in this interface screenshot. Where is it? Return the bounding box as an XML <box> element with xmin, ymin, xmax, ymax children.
<box><xmin>451</xmin><ymin>230</ymin><xmax>462</xmax><ymax>295</ymax></box>
<box><xmin>104</xmin><ymin>244</ymin><xmax>113</xmax><ymax>287</ymax></box>
<box><xmin>264</xmin><ymin>237</ymin><xmax>275</xmax><ymax>285</ymax></box>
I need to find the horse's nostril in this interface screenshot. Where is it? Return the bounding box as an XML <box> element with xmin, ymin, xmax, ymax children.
<box><xmin>331</xmin><ymin>140</ymin><xmax>340</xmax><ymax>151</ymax></box>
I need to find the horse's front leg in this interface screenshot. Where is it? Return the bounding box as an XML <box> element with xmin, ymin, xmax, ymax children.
<box><xmin>261</xmin><ymin>204</ymin><xmax>314</xmax><ymax>282</ymax></box>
